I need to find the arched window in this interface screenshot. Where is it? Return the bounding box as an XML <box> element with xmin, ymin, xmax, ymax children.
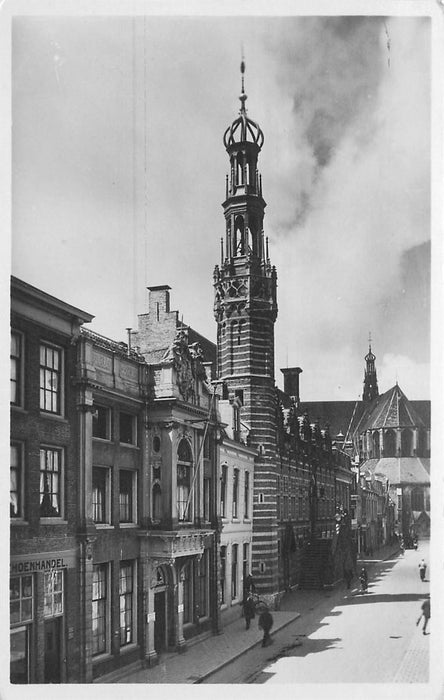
<box><xmin>236</xmin><ymin>154</ymin><xmax>244</xmax><ymax>185</ymax></box>
<box><xmin>234</xmin><ymin>216</ymin><xmax>245</xmax><ymax>256</ymax></box>
<box><xmin>372</xmin><ymin>432</ymin><xmax>380</xmax><ymax>459</ymax></box>
<box><xmin>177</xmin><ymin>439</ymin><xmax>192</xmax><ymax>521</ymax></box>
<box><xmin>152</xmin><ymin>483</ymin><xmax>162</xmax><ymax>521</ymax></box>
<box><xmin>401</xmin><ymin>429</ymin><xmax>413</xmax><ymax>457</ymax></box>
<box><xmin>384</xmin><ymin>429</ymin><xmax>396</xmax><ymax>457</ymax></box>
<box><xmin>417</xmin><ymin>430</ymin><xmax>427</xmax><ymax>457</ymax></box>
<box><xmin>411</xmin><ymin>488</ymin><xmax>424</xmax><ymax>511</ymax></box>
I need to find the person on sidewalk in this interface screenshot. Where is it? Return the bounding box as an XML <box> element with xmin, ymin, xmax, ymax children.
<box><xmin>359</xmin><ymin>567</ymin><xmax>368</xmax><ymax>593</ymax></box>
<box><xmin>244</xmin><ymin>595</ymin><xmax>256</xmax><ymax>630</ymax></box>
<box><xmin>419</xmin><ymin>559</ymin><xmax>427</xmax><ymax>581</ymax></box>
<box><xmin>258</xmin><ymin>608</ymin><xmax>274</xmax><ymax>647</ymax></box>
<box><xmin>241</xmin><ymin>573</ymin><xmax>256</xmax><ymax>616</ymax></box>
<box><xmin>416</xmin><ymin>597</ymin><xmax>430</xmax><ymax>634</ymax></box>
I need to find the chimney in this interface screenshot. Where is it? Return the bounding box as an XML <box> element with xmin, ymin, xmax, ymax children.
<box><xmin>281</xmin><ymin>367</ymin><xmax>303</xmax><ymax>406</ymax></box>
<box><xmin>148</xmin><ymin>285</ymin><xmax>171</xmax><ymax>320</ymax></box>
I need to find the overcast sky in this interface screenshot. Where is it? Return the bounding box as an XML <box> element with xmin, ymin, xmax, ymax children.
<box><xmin>11</xmin><ymin>10</ymin><xmax>433</xmax><ymax>400</ymax></box>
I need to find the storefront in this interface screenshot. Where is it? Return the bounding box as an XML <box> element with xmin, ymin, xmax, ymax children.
<box><xmin>10</xmin><ymin>550</ymin><xmax>77</xmax><ymax>684</ymax></box>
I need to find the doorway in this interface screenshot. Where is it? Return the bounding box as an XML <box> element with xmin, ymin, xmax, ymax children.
<box><xmin>10</xmin><ymin>627</ymin><xmax>29</xmax><ymax>684</ymax></box>
<box><xmin>44</xmin><ymin>618</ymin><xmax>61</xmax><ymax>683</ymax></box>
<box><xmin>154</xmin><ymin>591</ymin><xmax>167</xmax><ymax>653</ymax></box>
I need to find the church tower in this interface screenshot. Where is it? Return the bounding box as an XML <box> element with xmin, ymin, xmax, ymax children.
<box><xmin>363</xmin><ymin>336</ymin><xmax>379</xmax><ymax>403</ymax></box>
<box><xmin>213</xmin><ymin>61</ymin><xmax>279</xmax><ymax>598</ymax></box>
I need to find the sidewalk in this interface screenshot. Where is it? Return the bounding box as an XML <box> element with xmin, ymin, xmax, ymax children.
<box><xmin>98</xmin><ymin>609</ymin><xmax>301</xmax><ymax>684</ymax></box>
<box><xmin>98</xmin><ymin>543</ymin><xmax>400</xmax><ymax>684</ymax></box>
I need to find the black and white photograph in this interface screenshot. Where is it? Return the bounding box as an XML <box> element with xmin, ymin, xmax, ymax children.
<box><xmin>5</xmin><ymin>0</ymin><xmax>443</xmax><ymax>696</ymax></box>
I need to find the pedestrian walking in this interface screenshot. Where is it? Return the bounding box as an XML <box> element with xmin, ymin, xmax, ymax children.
<box><xmin>419</xmin><ymin>559</ymin><xmax>427</xmax><ymax>581</ymax></box>
<box><xmin>241</xmin><ymin>572</ymin><xmax>256</xmax><ymax>617</ymax></box>
<box><xmin>243</xmin><ymin>595</ymin><xmax>256</xmax><ymax>630</ymax></box>
<box><xmin>416</xmin><ymin>598</ymin><xmax>430</xmax><ymax>634</ymax></box>
<box><xmin>258</xmin><ymin>607</ymin><xmax>274</xmax><ymax>647</ymax></box>
<box><xmin>359</xmin><ymin>567</ymin><xmax>368</xmax><ymax>593</ymax></box>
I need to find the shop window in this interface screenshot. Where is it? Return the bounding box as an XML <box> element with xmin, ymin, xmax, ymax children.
<box><xmin>43</xmin><ymin>570</ymin><xmax>64</xmax><ymax>618</ymax></box>
<box><xmin>11</xmin><ymin>330</ymin><xmax>23</xmax><ymax>407</ymax></box>
<box><xmin>39</xmin><ymin>447</ymin><xmax>62</xmax><ymax>518</ymax></box>
<box><xmin>119</xmin><ymin>470</ymin><xmax>136</xmax><ymax>523</ymax></box>
<box><xmin>119</xmin><ymin>412</ymin><xmax>136</xmax><ymax>445</ymax></box>
<box><xmin>10</xmin><ymin>442</ymin><xmax>24</xmax><ymax>519</ymax></box>
<box><xmin>221</xmin><ymin>465</ymin><xmax>228</xmax><ymax>517</ymax></box>
<box><xmin>92</xmin><ymin>405</ymin><xmax>111</xmax><ymax>440</ymax></box>
<box><xmin>39</xmin><ymin>343</ymin><xmax>63</xmax><ymax>414</ymax></box>
<box><xmin>92</xmin><ymin>467</ymin><xmax>110</xmax><ymax>523</ymax></box>
<box><xmin>231</xmin><ymin>544</ymin><xmax>238</xmax><ymax>600</ymax></box>
<box><xmin>177</xmin><ymin>439</ymin><xmax>192</xmax><ymax>522</ymax></box>
<box><xmin>92</xmin><ymin>564</ymin><xmax>108</xmax><ymax>656</ymax></box>
<box><xmin>119</xmin><ymin>561</ymin><xmax>135</xmax><ymax>647</ymax></box>
<box><xmin>10</xmin><ymin>627</ymin><xmax>29</xmax><ymax>684</ymax></box>
<box><xmin>220</xmin><ymin>546</ymin><xmax>226</xmax><ymax>605</ymax></box>
<box><xmin>10</xmin><ymin>576</ymin><xmax>33</xmax><ymax>625</ymax></box>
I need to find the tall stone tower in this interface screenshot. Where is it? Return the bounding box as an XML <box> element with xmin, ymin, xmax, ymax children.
<box><xmin>363</xmin><ymin>337</ymin><xmax>379</xmax><ymax>403</ymax></box>
<box><xmin>213</xmin><ymin>61</ymin><xmax>279</xmax><ymax>598</ymax></box>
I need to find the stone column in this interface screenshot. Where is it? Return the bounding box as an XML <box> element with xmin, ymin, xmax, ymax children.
<box><xmin>176</xmin><ymin>563</ymin><xmax>186</xmax><ymax>652</ymax></box>
<box><xmin>144</xmin><ymin>562</ymin><xmax>158</xmax><ymax>667</ymax></box>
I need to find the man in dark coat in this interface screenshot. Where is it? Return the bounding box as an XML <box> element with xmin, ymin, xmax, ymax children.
<box><xmin>417</xmin><ymin>598</ymin><xmax>430</xmax><ymax>634</ymax></box>
<box><xmin>258</xmin><ymin>608</ymin><xmax>273</xmax><ymax>647</ymax></box>
<box><xmin>244</xmin><ymin>595</ymin><xmax>256</xmax><ymax>630</ymax></box>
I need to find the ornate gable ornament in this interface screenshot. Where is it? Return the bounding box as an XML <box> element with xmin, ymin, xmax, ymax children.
<box><xmin>161</xmin><ymin>330</ymin><xmax>207</xmax><ymax>402</ymax></box>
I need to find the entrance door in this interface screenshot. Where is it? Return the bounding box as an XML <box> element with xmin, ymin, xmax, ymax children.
<box><xmin>154</xmin><ymin>591</ymin><xmax>166</xmax><ymax>653</ymax></box>
<box><xmin>44</xmin><ymin>618</ymin><xmax>61</xmax><ymax>683</ymax></box>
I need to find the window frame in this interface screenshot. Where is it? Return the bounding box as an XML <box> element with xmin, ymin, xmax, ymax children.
<box><xmin>244</xmin><ymin>471</ymin><xmax>250</xmax><ymax>519</ymax></box>
<box><xmin>220</xmin><ymin>546</ymin><xmax>226</xmax><ymax>605</ymax></box>
<box><xmin>92</xmin><ymin>563</ymin><xmax>109</xmax><ymax>657</ymax></box>
<box><xmin>232</xmin><ymin>468</ymin><xmax>239</xmax><ymax>519</ymax></box>
<box><xmin>11</xmin><ymin>330</ymin><xmax>24</xmax><ymax>408</ymax></box>
<box><xmin>10</xmin><ymin>575</ymin><xmax>34</xmax><ymax>626</ymax></box>
<box><xmin>231</xmin><ymin>544</ymin><xmax>238</xmax><ymax>601</ymax></box>
<box><xmin>10</xmin><ymin>442</ymin><xmax>25</xmax><ymax>520</ymax></box>
<box><xmin>92</xmin><ymin>466</ymin><xmax>111</xmax><ymax>525</ymax></box>
<box><xmin>39</xmin><ymin>446</ymin><xmax>64</xmax><ymax>520</ymax></box>
<box><xmin>119</xmin><ymin>469</ymin><xmax>137</xmax><ymax>524</ymax></box>
<box><xmin>177</xmin><ymin>439</ymin><xmax>193</xmax><ymax>522</ymax></box>
<box><xmin>119</xmin><ymin>411</ymin><xmax>137</xmax><ymax>446</ymax></box>
<box><xmin>39</xmin><ymin>342</ymin><xmax>64</xmax><ymax>416</ymax></box>
<box><xmin>92</xmin><ymin>405</ymin><xmax>112</xmax><ymax>441</ymax></box>
<box><xmin>119</xmin><ymin>560</ymin><xmax>136</xmax><ymax>647</ymax></box>
<box><xmin>43</xmin><ymin>570</ymin><xmax>64</xmax><ymax>618</ymax></box>
<box><xmin>221</xmin><ymin>464</ymin><xmax>228</xmax><ymax>518</ymax></box>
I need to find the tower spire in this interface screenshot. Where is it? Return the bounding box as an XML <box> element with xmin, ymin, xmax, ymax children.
<box><xmin>363</xmin><ymin>334</ymin><xmax>379</xmax><ymax>403</ymax></box>
<box><xmin>240</xmin><ymin>51</ymin><xmax>247</xmax><ymax>114</ymax></box>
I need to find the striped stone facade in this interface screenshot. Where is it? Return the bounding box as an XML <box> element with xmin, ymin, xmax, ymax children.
<box><xmin>213</xmin><ymin>76</ymin><xmax>280</xmax><ymax>599</ymax></box>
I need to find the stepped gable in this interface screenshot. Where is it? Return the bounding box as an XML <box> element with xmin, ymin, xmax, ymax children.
<box><xmin>359</xmin><ymin>384</ymin><xmax>426</xmax><ymax>432</ymax></box>
<box><xmin>361</xmin><ymin>456</ymin><xmax>430</xmax><ymax>485</ymax></box>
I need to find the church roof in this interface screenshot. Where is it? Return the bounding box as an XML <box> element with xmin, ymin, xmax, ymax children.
<box><xmin>361</xmin><ymin>457</ymin><xmax>430</xmax><ymax>485</ymax></box>
<box><xmin>357</xmin><ymin>384</ymin><xmax>426</xmax><ymax>432</ymax></box>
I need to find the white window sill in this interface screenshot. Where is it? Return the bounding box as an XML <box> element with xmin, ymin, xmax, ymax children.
<box><xmin>119</xmin><ymin>522</ymin><xmax>138</xmax><ymax>528</ymax></box>
<box><xmin>94</xmin><ymin>523</ymin><xmax>114</xmax><ymax>530</ymax></box>
<box><xmin>92</xmin><ymin>436</ymin><xmax>112</xmax><ymax>443</ymax></box>
<box><xmin>119</xmin><ymin>443</ymin><xmax>139</xmax><ymax>449</ymax></box>
<box><xmin>39</xmin><ymin>518</ymin><xmax>67</xmax><ymax>525</ymax></box>
<box><xmin>119</xmin><ymin>642</ymin><xmax>139</xmax><ymax>654</ymax></box>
